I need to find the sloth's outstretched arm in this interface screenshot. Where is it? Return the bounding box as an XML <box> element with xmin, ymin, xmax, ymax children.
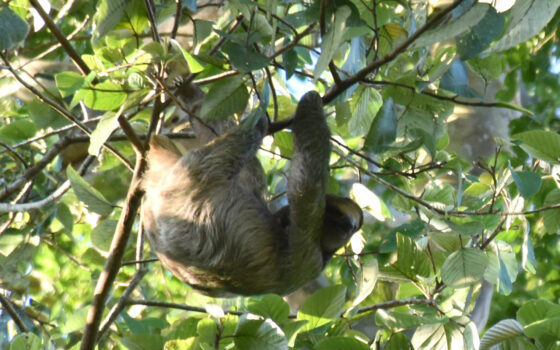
<box><xmin>284</xmin><ymin>92</ymin><xmax>331</xmax><ymax>281</ymax></box>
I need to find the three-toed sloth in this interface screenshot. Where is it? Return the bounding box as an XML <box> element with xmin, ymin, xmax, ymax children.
<box><xmin>141</xmin><ymin>91</ymin><xmax>363</xmax><ymax>297</ymax></box>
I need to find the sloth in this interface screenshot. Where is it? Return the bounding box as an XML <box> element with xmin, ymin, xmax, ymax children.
<box><xmin>141</xmin><ymin>90</ymin><xmax>363</xmax><ymax>297</ymax></box>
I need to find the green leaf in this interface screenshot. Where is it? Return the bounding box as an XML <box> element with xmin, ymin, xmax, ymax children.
<box><xmin>384</xmin><ymin>333</ymin><xmax>413</xmax><ymax>350</ymax></box>
<box><xmin>480</xmin><ymin>319</ymin><xmax>530</xmax><ymax>350</ymax></box>
<box><xmin>423</xmin><ymin>182</ymin><xmax>456</xmax><ymax>208</ymax></box>
<box><xmin>67</xmin><ymin>166</ymin><xmax>114</xmax><ymax>216</ymax></box>
<box><xmin>126</xmin><ymin>0</ymin><xmax>148</xmax><ymax>34</ymax></box>
<box><xmin>349</xmin><ymin>85</ymin><xmax>382</xmax><ymax>137</ymax></box>
<box><xmin>81</xmin><ymin>81</ymin><xmax>128</xmax><ymax>111</ymax></box>
<box><xmin>543</xmin><ymin>189</ymin><xmax>560</xmax><ymax>234</ymax></box>
<box><xmin>224</xmin><ymin>42</ymin><xmax>270</xmax><ymax>72</ymax></box>
<box><xmin>28</xmin><ymin>99</ymin><xmax>69</xmax><ymax>129</ymax></box>
<box><xmin>169</xmin><ymin>39</ymin><xmax>204</xmax><ymax>73</ymax></box>
<box><xmin>121</xmin><ymin>334</ymin><xmax>165</xmax><ymax>350</ymax></box>
<box><xmin>93</xmin><ymin>0</ymin><xmax>129</xmax><ymax>41</ymax></box>
<box><xmin>200</xmin><ymin>76</ymin><xmax>249</xmax><ymax>120</ymax></box>
<box><xmin>457</xmin><ymin>6</ymin><xmax>504</xmax><ymax>59</ymax></box>
<box><xmin>62</xmin><ymin>306</ymin><xmax>89</xmax><ymax>333</ymax></box>
<box><xmin>522</xmin><ymin>225</ymin><xmax>536</xmax><ymax>274</ymax></box>
<box><xmin>376</xmin><ymin>310</ymin><xmax>437</xmax><ymax>330</ymax></box>
<box><xmin>364</xmin><ymin>97</ymin><xmax>397</xmax><ymax>153</ymax></box>
<box><xmin>0</xmin><ymin>120</ymin><xmax>37</xmax><ymax>142</ymax></box>
<box><xmin>298</xmin><ymin>285</ymin><xmax>346</xmax><ymax>331</ymax></box>
<box><xmin>440</xmin><ymin>59</ymin><xmax>480</xmax><ymax>98</ymax></box>
<box><xmin>447</xmin><ymin>220</ymin><xmax>484</xmax><ymax>236</ymax></box>
<box><xmin>441</xmin><ymin>248</ymin><xmax>488</xmax><ymax>288</ymax></box>
<box><xmin>247</xmin><ymin>295</ymin><xmax>290</xmax><ymax>324</ymax></box>
<box><xmin>392</xmin><ymin>233</ymin><xmax>431</xmax><ymax>281</ymax></box>
<box><xmin>513</xmin><ymin>130</ymin><xmax>560</xmax><ymax>164</ymax></box>
<box><xmin>91</xmin><ymin>219</ymin><xmax>117</xmax><ymax>252</ymax></box>
<box><xmin>234</xmin><ymin>315</ymin><xmax>288</xmax><ymax>350</ymax></box>
<box><xmin>509</xmin><ymin>166</ymin><xmax>542</xmax><ymax>198</ymax></box>
<box><xmin>314</xmin><ymin>6</ymin><xmax>351</xmax><ymax>80</ymax></box>
<box><xmin>197</xmin><ymin>318</ymin><xmax>218</xmax><ymax>345</ymax></box>
<box><xmin>88</xmin><ymin>111</ymin><xmax>121</xmax><ymax>155</ymax></box>
<box><xmin>411</xmin><ymin>321</ymin><xmax>465</xmax><ymax>350</ymax></box>
<box><xmin>55</xmin><ymin>71</ymin><xmax>86</xmax><ymax>98</ymax></box>
<box><xmin>55</xmin><ymin>204</ymin><xmax>74</xmax><ymax>235</ymax></box>
<box><xmin>194</xmin><ymin>20</ymin><xmax>213</xmax><ymax>44</ymax></box>
<box><xmin>484</xmin><ymin>241</ymin><xmax>517</xmax><ymax>294</ymax></box>
<box><xmin>273</xmin><ymin>131</ymin><xmax>294</xmax><ymax>158</ymax></box>
<box><xmin>487</xmin><ymin>0</ymin><xmax>560</xmax><ymax>53</ymax></box>
<box><xmin>0</xmin><ymin>7</ymin><xmax>29</xmax><ymax>50</ymax></box>
<box><xmin>517</xmin><ymin>300</ymin><xmax>560</xmax><ymax>326</ymax></box>
<box><xmin>524</xmin><ymin>318</ymin><xmax>560</xmax><ymax>341</ymax></box>
<box><xmin>411</xmin><ymin>4</ymin><xmax>489</xmax><ymax>49</ymax></box>
<box><xmin>352</xmin><ymin>258</ymin><xmax>378</xmax><ymax>307</ymax></box>
<box><xmin>9</xmin><ymin>333</ymin><xmax>41</xmax><ymax>350</ymax></box>
<box><xmin>315</xmin><ymin>337</ymin><xmax>369</xmax><ymax>350</ymax></box>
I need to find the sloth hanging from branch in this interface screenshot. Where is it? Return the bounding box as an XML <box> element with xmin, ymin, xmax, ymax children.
<box><xmin>141</xmin><ymin>85</ymin><xmax>363</xmax><ymax>297</ymax></box>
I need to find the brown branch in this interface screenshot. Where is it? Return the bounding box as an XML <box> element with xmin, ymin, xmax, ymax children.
<box><xmin>125</xmin><ymin>299</ymin><xmax>246</xmax><ymax>317</ymax></box>
<box><xmin>480</xmin><ymin>216</ymin><xmax>508</xmax><ymax>250</ymax></box>
<box><xmin>367</xmin><ymin>80</ymin><xmax>516</xmax><ymax>108</ymax></box>
<box><xmin>357</xmin><ymin>297</ymin><xmax>438</xmax><ymax>314</ymax></box>
<box><xmin>80</xmin><ymin>156</ymin><xmax>147</xmax><ymax>350</ymax></box>
<box><xmin>28</xmin><ymin>0</ymin><xmax>91</xmax><ymax>75</ymax></box>
<box><xmin>143</xmin><ymin>0</ymin><xmax>161</xmax><ymax>42</ymax></box>
<box><xmin>0</xmin><ymin>293</ymin><xmax>29</xmax><ymax>332</ymax></box>
<box><xmin>97</xmin><ymin>268</ymin><xmax>148</xmax><ymax>341</ymax></box>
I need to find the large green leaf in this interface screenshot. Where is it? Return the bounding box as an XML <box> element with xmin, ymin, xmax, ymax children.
<box><xmin>93</xmin><ymin>0</ymin><xmax>129</xmax><ymax>41</ymax></box>
<box><xmin>200</xmin><ymin>76</ymin><xmax>249</xmax><ymax>120</ymax></box>
<box><xmin>0</xmin><ymin>7</ymin><xmax>29</xmax><ymax>50</ymax></box>
<box><xmin>543</xmin><ymin>189</ymin><xmax>560</xmax><ymax>233</ymax></box>
<box><xmin>298</xmin><ymin>285</ymin><xmax>346</xmax><ymax>331</ymax></box>
<box><xmin>480</xmin><ymin>319</ymin><xmax>531</xmax><ymax>350</ymax></box>
<box><xmin>234</xmin><ymin>315</ymin><xmax>288</xmax><ymax>350</ymax></box>
<box><xmin>517</xmin><ymin>299</ymin><xmax>560</xmax><ymax>326</ymax></box>
<box><xmin>0</xmin><ymin>120</ymin><xmax>37</xmax><ymax>142</ymax></box>
<box><xmin>364</xmin><ymin>97</ymin><xmax>397</xmax><ymax>153</ymax></box>
<box><xmin>411</xmin><ymin>321</ymin><xmax>464</xmax><ymax>350</ymax></box>
<box><xmin>484</xmin><ymin>241</ymin><xmax>517</xmax><ymax>295</ymax></box>
<box><xmin>315</xmin><ymin>337</ymin><xmax>369</xmax><ymax>350</ymax></box>
<box><xmin>392</xmin><ymin>233</ymin><xmax>431</xmax><ymax>281</ymax></box>
<box><xmin>349</xmin><ymin>85</ymin><xmax>382</xmax><ymax>137</ymax></box>
<box><xmin>91</xmin><ymin>219</ymin><xmax>117</xmax><ymax>252</ymax></box>
<box><xmin>9</xmin><ymin>333</ymin><xmax>41</xmax><ymax>350</ymax></box>
<box><xmin>55</xmin><ymin>71</ymin><xmax>86</xmax><ymax>98</ymax></box>
<box><xmin>80</xmin><ymin>81</ymin><xmax>128</xmax><ymax>111</ymax></box>
<box><xmin>441</xmin><ymin>248</ymin><xmax>488</xmax><ymax>288</ymax></box>
<box><xmin>411</xmin><ymin>4</ymin><xmax>489</xmax><ymax>49</ymax></box>
<box><xmin>314</xmin><ymin>6</ymin><xmax>351</xmax><ymax>80</ymax></box>
<box><xmin>487</xmin><ymin>0</ymin><xmax>560</xmax><ymax>53</ymax></box>
<box><xmin>509</xmin><ymin>166</ymin><xmax>542</xmax><ymax>198</ymax></box>
<box><xmin>457</xmin><ymin>5</ymin><xmax>504</xmax><ymax>59</ymax></box>
<box><xmin>513</xmin><ymin>130</ymin><xmax>560</xmax><ymax>164</ymax></box>
<box><xmin>247</xmin><ymin>294</ymin><xmax>290</xmax><ymax>324</ymax></box>
<box><xmin>67</xmin><ymin>166</ymin><xmax>114</xmax><ymax>216</ymax></box>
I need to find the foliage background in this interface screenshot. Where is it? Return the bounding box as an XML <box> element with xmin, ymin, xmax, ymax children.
<box><xmin>1</xmin><ymin>0</ymin><xmax>560</xmax><ymax>349</ymax></box>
